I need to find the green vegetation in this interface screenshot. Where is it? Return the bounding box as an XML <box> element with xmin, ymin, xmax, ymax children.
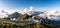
<box><xmin>0</xmin><ymin>22</ymin><xmax>59</xmax><ymax>28</ymax></box>
<box><xmin>0</xmin><ymin>14</ymin><xmax>60</xmax><ymax>28</ymax></box>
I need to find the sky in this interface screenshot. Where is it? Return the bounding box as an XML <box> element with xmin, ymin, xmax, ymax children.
<box><xmin>0</xmin><ymin>0</ymin><xmax>60</xmax><ymax>10</ymax></box>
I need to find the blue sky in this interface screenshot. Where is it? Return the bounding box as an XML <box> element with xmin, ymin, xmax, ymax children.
<box><xmin>0</xmin><ymin>0</ymin><xmax>60</xmax><ymax>10</ymax></box>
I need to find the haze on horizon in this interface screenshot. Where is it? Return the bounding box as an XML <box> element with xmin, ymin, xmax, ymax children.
<box><xmin>0</xmin><ymin>0</ymin><xmax>60</xmax><ymax>11</ymax></box>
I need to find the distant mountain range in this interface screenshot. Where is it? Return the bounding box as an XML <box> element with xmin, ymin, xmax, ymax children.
<box><xmin>0</xmin><ymin>7</ymin><xmax>60</xmax><ymax>22</ymax></box>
